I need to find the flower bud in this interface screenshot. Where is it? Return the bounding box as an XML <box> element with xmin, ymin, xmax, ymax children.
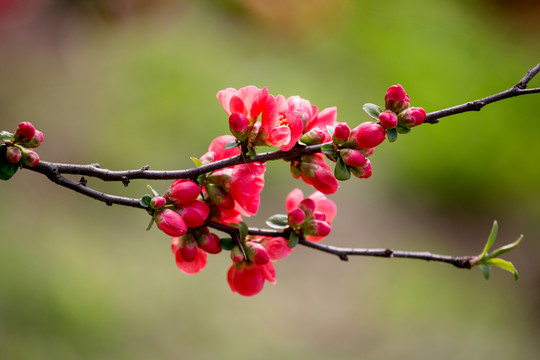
<box><xmin>166</xmin><ymin>179</ymin><xmax>201</xmax><ymax>204</ymax></box>
<box><xmin>378</xmin><ymin>110</ymin><xmax>398</xmax><ymax>129</ymax></box>
<box><xmin>350</xmin><ymin>160</ymin><xmax>372</xmax><ymax>179</ymax></box>
<box><xmin>398</xmin><ymin>107</ymin><xmax>426</xmax><ymax>127</ymax></box>
<box><xmin>197</xmin><ymin>231</ymin><xmax>222</xmax><ymax>254</ymax></box>
<box><xmin>339</xmin><ymin>148</ymin><xmax>367</xmax><ymax>167</ymax></box>
<box><xmin>288</xmin><ymin>208</ymin><xmax>306</xmax><ymax>228</ymax></box>
<box><xmin>180</xmin><ymin>232</ymin><xmax>199</xmax><ymax>262</ymax></box>
<box><xmin>205</xmin><ymin>183</ymin><xmax>234</xmax><ymax>209</ymax></box>
<box><xmin>14</xmin><ymin>122</ymin><xmax>35</xmax><ymax>142</ymax></box>
<box><xmin>245</xmin><ymin>241</ymin><xmax>270</xmax><ymax>265</ymax></box>
<box><xmin>299</xmin><ymin>198</ymin><xmax>316</xmax><ymax>216</ymax></box>
<box><xmin>6</xmin><ymin>146</ymin><xmax>22</xmax><ymax>163</ymax></box>
<box><xmin>304</xmin><ymin>219</ymin><xmax>331</xmax><ymax>237</ymax></box>
<box><xmin>351</xmin><ymin>122</ymin><xmax>386</xmax><ymax>149</ymax></box>
<box><xmin>155</xmin><ymin>209</ymin><xmax>187</xmax><ymax>237</ymax></box>
<box><xmin>230</xmin><ymin>246</ymin><xmax>245</xmax><ymax>263</ymax></box>
<box><xmin>300</xmin><ymin>128</ymin><xmax>326</xmax><ymax>145</ymax></box>
<box><xmin>21</xmin><ymin>130</ymin><xmax>44</xmax><ymax>148</ymax></box>
<box><xmin>290</xmin><ymin>163</ymin><xmax>301</xmax><ymax>179</ymax></box>
<box><xmin>21</xmin><ymin>148</ymin><xmax>40</xmax><ymax>167</ymax></box>
<box><xmin>359</xmin><ymin>148</ymin><xmax>374</xmax><ymax>157</ymax></box>
<box><xmin>313</xmin><ymin>210</ymin><xmax>326</xmax><ymax>221</ymax></box>
<box><xmin>385</xmin><ymin>84</ymin><xmax>410</xmax><ymax>113</ymax></box>
<box><xmin>229</xmin><ymin>112</ymin><xmax>250</xmax><ymax>141</ymax></box>
<box><xmin>333</xmin><ymin>122</ymin><xmax>351</xmax><ymax>145</ymax></box>
<box><xmin>178</xmin><ymin>200</ymin><xmax>209</xmax><ymax>228</ymax></box>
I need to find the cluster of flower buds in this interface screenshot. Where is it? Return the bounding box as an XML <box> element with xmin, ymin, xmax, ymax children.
<box><xmin>1</xmin><ymin>122</ymin><xmax>44</xmax><ymax>180</ymax></box>
<box><xmin>286</xmin><ymin>189</ymin><xmax>335</xmax><ymax>241</ymax></box>
<box><xmin>383</xmin><ymin>84</ymin><xmax>426</xmax><ymax>129</ymax></box>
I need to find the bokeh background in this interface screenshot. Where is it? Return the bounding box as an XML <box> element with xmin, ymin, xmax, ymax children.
<box><xmin>1</xmin><ymin>0</ymin><xmax>539</xmax><ymax>359</ymax></box>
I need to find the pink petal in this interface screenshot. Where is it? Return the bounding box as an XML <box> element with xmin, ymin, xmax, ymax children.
<box><xmin>173</xmin><ymin>242</ymin><xmax>208</xmax><ymax>274</ymax></box>
<box><xmin>285</xmin><ymin>188</ymin><xmax>304</xmax><ymax>212</ymax></box>
<box><xmin>261</xmin><ymin>95</ymin><xmax>278</xmax><ymax>133</ymax></box>
<box><xmin>217</xmin><ymin>88</ymin><xmax>236</xmax><ymax>115</ymax></box>
<box><xmin>207</xmin><ymin>135</ymin><xmax>241</xmax><ymax>161</ymax></box>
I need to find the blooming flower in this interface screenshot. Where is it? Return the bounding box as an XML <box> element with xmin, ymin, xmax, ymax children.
<box><xmin>227</xmin><ymin>260</ymin><xmax>276</xmax><ymax>296</ymax></box>
<box><xmin>171</xmin><ymin>237</ymin><xmax>207</xmax><ymax>274</ymax></box>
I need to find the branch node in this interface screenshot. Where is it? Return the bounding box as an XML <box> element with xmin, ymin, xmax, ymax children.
<box><xmin>471</xmin><ymin>101</ymin><xmax>486</xmax><ymax>111</ymax></box>
<box><xmin>79</xmin><ymin>177</ymin><xmax>87</xmax><ymax>186</ymax></box>
<box><xmin>140</xmin><ymin>165</ymin><xmax>150</xmax><ymax>171</ymax></box>
<box><xmin>384</xmin><ymin>248</ymin><xmax>394</xmax><ymax>257</ymax></box>
<box><xmin>121</xmin><ymin>176</ymin><xmax>130</xmax><ymax>187</ymax></box>
<box><xmin>91</xmin><ymin>163</ymin><xmax>100</xmax><ymax>168</ymax></box>
<box><xmin>338</xmin><ymin>254</ymin><xmax>349</xmax><ymax>261</ymax></box>
<box><xmin>105</xmin><ymin>200</ymin><xmax>113</xmax><ymax>206</ymax></box>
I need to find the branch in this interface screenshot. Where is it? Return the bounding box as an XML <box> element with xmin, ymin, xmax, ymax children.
<box><xmin>206</xmin><ymin>221</ymin><xmax>473</xmax><ymax>268</ymax></box>
<box><xmin>424</xmin><ymin>63</ymin><xmax>540</xmax><ymax>124</ymax></box>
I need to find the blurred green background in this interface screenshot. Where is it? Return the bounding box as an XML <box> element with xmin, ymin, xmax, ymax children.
<box><xmin>1</xmin><ymin>0</ymin><xmax>539</xmax><ymax>359</ymax></box>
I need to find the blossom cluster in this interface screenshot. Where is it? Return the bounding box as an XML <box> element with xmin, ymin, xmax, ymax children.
<box><xmin>145</xmin><ymin>84</ymin><xmax>424</xmax><ymax>296</ymax></box>
<box><xmin>0</xmin><ymin>122</ymin><xmax>43</xmax><ymax>180</ymax></box>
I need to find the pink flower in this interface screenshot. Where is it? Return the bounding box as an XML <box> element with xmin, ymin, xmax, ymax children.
<box><xmin>15</xmin><ymin>122</ymin><xmax>35</xmax><ymax>142</ymax></box>
<box><xmin>171</xmin><ymin>237</ymin><xmax>207</xmax><ymax>274</ymax></box>
<box><xmin>258</xmin><ymin>94</ymin><xmax>303</xmax><ymax>151</ymax></box>
<box><xmin>296</xmin><ymin>153</ymin><xmax>339</xmax><ymax>194</ymax></box>
<box><xmin>258</xmin><ymin>236</ymin><xmax>293</xmax><ymax>261</ymax></box>
<box><xmin>166</xmin><ymin>179</ymin><xmax>201</xmax><ymax>205</ymax></box>
<box><xmin>230</xmin><ymin>162</ymin><xmax>266</xmax><ymax>216</ymax></box>
<box><xmin>217</xmin><ymin>86</ymin><xmax>269</xmax><ymax>121</ymax></box>
<box><xmin>351</xmin><ymin>122</ymin><xmax>387</xmax><ymax>149</ymax></box>
<box><xmin>200</xmin><ymin>135</ymin><xmax>241</xmax><ymax>164</ymax></box>
<box><xmin>155</xmin><ymin>209</ymin><xmax>187</xmax><ymax>237</ymax></box>
<box><xmin>227</xmin><ymin>260</ymin><xmax>276</xmax><ymax>296</ymax></box>
<box><xmin>385</xmin><ymin>84</ymin><xmax>410</xmax><ymax>113</ymax></box>
<box><xmin>303</xmin><ymin>106</ymin><xmax>337</xmax><ymax>143</ymax></box>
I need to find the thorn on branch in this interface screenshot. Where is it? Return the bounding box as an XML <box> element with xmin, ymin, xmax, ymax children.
<box><xmin>140</xmin><ymin>165</ymin><xmax>150</xmax><ymax>171</ymax></box>
<box><xmin>80</xmin><ymin>177</ymin><xmax>87</xmax><ymax>186</ymax></box>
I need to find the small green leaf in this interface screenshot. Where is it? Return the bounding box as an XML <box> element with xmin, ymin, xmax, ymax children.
<box><xmin>334</xmin><ymin>156</ymin><xmax>351</xmax><ymax>181</ymax></box>
<box><xmin>146</xmin><ymin>185</ymin><xmax>159</xmax><ymax>197</ymax></box>
<box><xmin>479</xmin><ymin>264</ymin><xmax>491</xmax><ymax>280</ymax></box>
<box><xmin>0</xmin><ymin>145</ymin><xmax>19</xmax><ymax>181</ymax></box>
<box><xmin>266</xmin><ymin>214</ymin><xmax>289</xmax><ymax>229</ymax></box>
<box><xmin>321</xmin><ymin>143</ymin><xmax>335</xmax><ymax>156</ymax></box>
<box><xmin>238</xmin><ymin>222</ymin><xmax>249</xmax><ymax>240</ymax></box>
<box><xmin>486</xmin><ymin>234</ymin><xmax>523</xmax><ymax>259</ymax></box>
<box><xmin>247</xmin><ymin>146</ymin><xmax>257</xmax><ymax>160</ymax></box>
<box><xmin>1</xmin><ymin>131</ymin><xmax>14</xmax><ymax>142</ymax></box>
<box><xmin>363</xmin><ymin>103</ymin><xmax>383</xmax><ymax>121</ymax></box>
<box><xmin>396</xmin><ymin>124</ymin><xmax>411</xmax><ymax>134</ymax></box>
<box><xmin>288</xmin><ymin>231</ymin><xmax>299</xmax><ymax>248</ymax></box>
<box><xmin>483</xmin><ymin>258</ymin><xmax>519</xmax><ymax>281</ymax></box>
<box><xmin>326</xmin><ymin>125</ymin><xmax>335</xmax><ymax>137</ymax></box>
<box><xmin>480</xmin><ymin>220</ymin><xmax>498</xmax><ymax>258</ymax></box>
<box><xmin>224</xmin><ymin>140</ymin><xmax>240</xmax><ymax>150</ymax></box>
<box><xmin>220</xmin><ymin>237</ymin><xmax>235</xmax><ymax>250</ymax></box>
<box><xmin>190</xmin><ymin>157</ymin><xmax>203</xmax><ymax>167</ymax></box>
<box><xmin>146</xmin><ymin>216</ymin><xmax>155</xmax><ymax>231</ymax></box>
<box><xmin>139</xmin><ymin>194</ymin><xmax>152</xmax><ymax>208</ymax></box>
<box><xmin>197</xmin><ymin>174</ymin><xmax>207</xmax><ymax>186</ymax></box>
<box><xmin>387</xmin><ymin>128</ymin><xmax>398</xmax><ymax>143</ymax></box>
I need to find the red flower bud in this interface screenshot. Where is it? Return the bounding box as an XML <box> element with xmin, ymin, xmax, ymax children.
<box><xmin>178</xmin><ymin>200</ymin><xmax>209</xmax><ymax>228</ymax></box>
<box><xmin>350</xmin><ymin>160</ymin><xmax>372</xmax><ymax>179</ymax></box>
<box><xmin>333</xmin><ymin>122</ymin><xmax>351</xmax><ymax>145</ymax></box>
<box><xmin>205</xmin><ymin>183</ymin><xmax>234</xmax><ymax>209</ymax></box>
<box><xmin>299</xmin><ymin>198</ymin><xmax>316</xmax><ymax>216</ymax></box>
<box><xmin>398</xmin><ymin>107</ymin><xmax>426</xmax><ymax>128</ymax></box>
<box><xmin>378</xmin><ymin>110</ymin><xmax>398</xmax><ymax>129</ymax></box>
<box><xmin>197</xmin><ymin>231</ymin><xmax>222</xmax><ymax>254</ymax></box>
<box><xmin>150</xmin><ymin>196</ymin><xmax>167</xmax><ymax>209</ymax></box>
<box><xmin>14</xmin><ymin>122</ymin><xmax>35</xmax><ymax>142</ymax></box>
<box><xmin>300</xmin><ymin>128</ymin><xmax>326</xmax><ymax>145</ymax></box>
<box><xmin>155</xmin><ymin>209</ymin><xmax>187</xmax><ymax>237</ymax></box>
<box><xmin>304</xmin><ymin>219</ymin><xmax>331</xmax><ymax>237</ymax></box>
<box><xmin>166</xmin><ymin>179</ymin><xmax>201</xmax><ymax>204</ymax></box>
<box><xmin>313</xmin><ymin>210</ymin><xmax>326</xmax><ymax>221</ymax></box>
<box><xmin>339</xmin><ymin>148</ymin><xmax>367</xmax><ymax>167</ymax></box>
<box><xmin>385</xmin><ymin>84</ymin><xmax>410</xmax><ymax>113</ymax></box>
<box><xmin>21</xmin><ymin>130</ymin><xmax>44</xmax><ymax>148</ymax></box>
<box><xmin>6</xmin><ymin>146</ymin><xmax>22</xmax><ymax>163</ymax></box>
<box><xmin>352</xmin><ymin>122</ymin><xmax>386</xmax><ymax>149</ymax></box>
<box><xmin>230</xmin><ymin>246</ymin><xmax>245</xmax><ymax>263</ymax></box>
<box><xmin>288</xmin><ymin>208</ymin><xmax>306</xmax><ymax>228</ymax></box>
<box><xmin>21</xmin><ymin>148</ymin><xmax>39</xmax><ymax>167</ymax></box>
<box><xmin>229</xmin><ymin>112</ymin><xmax>250</xmax><ymax>141</ymax></box>
<box><xmin>245</xmin><ymin>241</ymin><xmax>270</xmax><ymax>265</ymax></box>
<box><xmin>180</xmin><ymin>232</ymin><xmax>199</xmax><ymax>262</ymax></box>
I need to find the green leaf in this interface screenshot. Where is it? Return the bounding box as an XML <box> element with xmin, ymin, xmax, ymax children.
<box><xmin>396</xmin><ymin>124</ymin><xmax>411</xmax><ymax>134</ymax></box>
<box><xmin>479</xmin><ymin>264</ymin><xmax>491</xmax><ymax>280</ymax></box>
<box><xmin>224</xmin><ymin>140</ymin><xmax>240</xmax><ymax>150</ymax></box>
<box><xmin>190</xmin><ymin>157</ymin><xmax>203</xmax><ymax>167</ymax></box>
<box><xmin>266</xmin><ymin>214</ymin><xmax>289</xmax><ymax>229</ymax></box>
<box><xmin>387</xmin><ymin>128</ymin><xmax>398</xmax><ymax>143</ymax></box>
<box><xmin>326</xmin><ymin>125</ymin><xmax>335</xmax><ymax>137</ymax></box>
<box><xmin>486</xmin><ymin>234</ymin><xmax>523</xmax><ymax>259</ymax></box>
<box><xmin>480</xmin><ymin>220</ymin><xmax>498</xmax><ymax>258</ymax></box>
<box><xmin>238</xmin><ymin>222</ymin><xmax>249</xmax><ymax>240</ymax></box>
<box><xmin>321</xmin><ymin>143</ymin><xmax>335</xmax><ymax>156</ymax></box>
<box><xmin>139</xmin><ymin>194</ymin><xmax>152</xmax><ymax>208</ymax></box>
<box><xmin>363</xmin><ymin>103</ymin><xmax>383</xmax><ymax>121</ymax></box>
<box><xmin>334</xmin><ymin>156</ymin><xmax>351</xmax><ymax>181</ymax></box>
<box><xmin>288</xmin><ymin>231</ymin><xmax>299</xmax><ymax>248</ymax></box>
<box><xmin>220</xmin><ymin>237</ymin><xmax>235</xmax><ymax>251</ymax></box>
<box><xmin>247</xmin><ymin>146</ymin><xmax>257</xmax><ymax>160</ymax></box>
<box><xmin>0</xmin><ymin>144</ymin><xmax>19</xmax><ymax>181</ymax></box>
<box><xmin>197</xmin><ymin>173</ymin><xmax>207</xmax><ymax>186</ymax></box>
<box><xmin>483</xmin><ymin>258</ymin><xmax>519</xmax><ymax>281</ymax></box>
<box><xmin>1</xmin><ymin>131</ymin><xmax>14</xmax><ymax>142</ymax></box>
<box><xmin>146</xmin><ymin>216</ymin><xmax>155</xmax><ymax>231</ymax></box>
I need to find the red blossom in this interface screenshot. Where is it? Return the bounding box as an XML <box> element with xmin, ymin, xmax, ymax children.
<box><xmin>155</xmin><ymin>209</ymin><xmax>187</xmax><ymax>237</ymax></box>
<box><xmin>171</xmin><ymin>237</ymin><xmax>207</xmax><ymax>274</ymax></box>
<box><xmin>227</xmin><ymin>261</ymin><xmax>276</xmax><ymax>297</ymax></box>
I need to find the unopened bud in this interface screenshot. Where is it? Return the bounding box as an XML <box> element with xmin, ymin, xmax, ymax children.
<box><xmin>299</xmin><ymin>198</ymin><xmax>316</xmax><ymax>216</ymax></box>
<box><xmin>385</xmin><ymin>84</ymin><xmax>410</xmax><ymax>113</ymax></box>
<box><xmin>332</xmin><ymin>122</ymin><xmax>351</xmax><ymax>145</ymax></box>
<box><xmin>22</xmin><ymin>130</ymin><xmax>44</xmax><ymax>148</ymax></box>
<box><xmin>305</xmin><ymin>219</ymin><xmax>331</xmax><ymax>237</ymax></box>
<box><xmin>339</xmin><ymin>148</ymin><xmax>367</xmax><ymax>167</ymax></box>
<box><xmin>288</xmin><ymin>208</ymin><xmax>306</xmax><ymax>228</ymax></box>
<box><xmin>14</xmin><ymin>122</ymin><xmax>35</xmax><ymax>142</ymax></box>
<box><xmin>313</xmin><ymin>210</ymin><xmax>326</xmax><ymax>221</ymax></box>
<box><xmin>21</xmin><ymin>148</ymin><xmax>39</xmax><ymax>167</ymax></box>
<box><xmin>166</xmin><ymin>179</ymin><xmax>201</xmax><ymax>204</ymax></box>
<box><xmin>300</xmin><ymin>128</ymin><xmax>326</xmax><ymax>145</ymax></box>
<box><xmin>180</xmin><ymin>232</ymin><xmax>199</xmax><ymax>262</ymax></box>
<box><xmin>178</xmin><ymin>200</ymin><xmax>209</xmax><ymax>228</ymax></box>
<box><xmin>290</xmin><ymin>163</ymin><xmax>302</xmax><ymax>179</ymax></box>
<box><xmin>378</xmin><ymin>110</ymin><xmax>398</xmax><ymax>129</ymax></box>
<box><xmin>230</xmin><ymin>246</ymin><xmax>245</xmax><ymax>263</ymax></box>
<box><xmin>155</xmin><ymin>209</ymin><xmax>187</xmax><ymax>237</ymax></box>
<box><xmin>352</xmin><ymin>122</ymin><xmax>386</xmax><ymax>149</ymax></box>
<box><xmin>206</xmin><ymin>183</ymin><xmax>234</xmax><ymax>209</ymax></box>
<box><xmin>398</xmin><ymin>107</ymin><xmax>426</xmax><ymax>127</ymax></box>
<box><xmin>229</xmin><ymin>112</ymin><xmax>250</xmax><ymax>141</ymax></box>
<box><xmin>6</xmin><ymin>146</ymin><xmax>22</xmax><ymax>163</ymax></box>
<box><xmin>245</xmin><ymin>241</ymin><xmax>270</xmax><ymax>265</ymax></box>
<box><xmin>150</xmin><ymin>196</ymin><xmax>167</xmax><ymax>209</ymax></box>
<box><xmin>197</xmin><ymin>231</ymin><xmax>222</xmax><ymax>254</ymax></box>
<box><xmin>350</xmin><ymin>160</ymin><xmax>372</xmax><ymax>179</ymax></box>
